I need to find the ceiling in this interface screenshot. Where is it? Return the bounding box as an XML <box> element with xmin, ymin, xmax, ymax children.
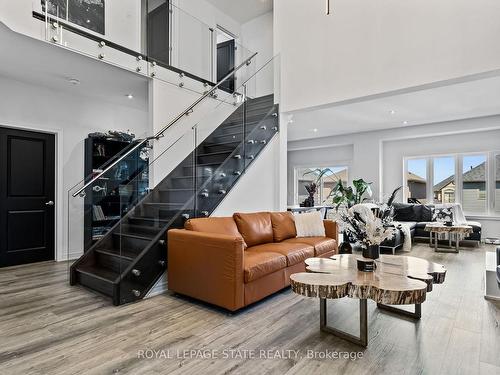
<box><xmin>0</xmin><ymin>23</ymin><xmax>149</xmax><ymax>111</ymax></box>
<box><xmin>287</xmin><ymin>74</ymin><xmax>500</xmax><ymax>141</ymax></box>
<box><xmin>206</xmin><ymin>0</ymin><xmax>273</xmax><ymax>23</ymax></box>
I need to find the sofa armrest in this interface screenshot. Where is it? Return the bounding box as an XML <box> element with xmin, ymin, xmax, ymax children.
<box><xmin>323</xmin><ymin>220</ymin><xmax>339</xmax><ymax>243</ymax></box>
<box><xmin>167</xmin><ymin>229</ymin><xmax>245</xmax><ymax>311</ymax></box>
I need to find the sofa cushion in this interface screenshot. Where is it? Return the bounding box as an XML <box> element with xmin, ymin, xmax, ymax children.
<box><xmin>185</xmin><ymin>217</ymin><xmax>241</xmax><ymax>237</ymax></box>
<box><xmin>283</xmin><ymin>237</ymin><xmax>337</xmax><ymax>256</ymax></box>
<box><xmin>432</xmin><ymin>207</ymin><xmax>454</xmax><ymax>222</ymax></box>
<box><xmin>393</xmin><ymin>203</ymin><xmax>421</xmax><ymax>221</ymax></box>
<box><xmin>294</xmin><ymin>211</ymin><xmax>326</xmax><ymax>237</ymax></box>
<box><xmin>270</xmin><ymin>212</ymin><xmax>297</xmax><ymax>242</ymax></box>
<box><xmin>243</xmin><ymin>250</ymin><xmax>287</xmax><ymax>283</ymax></box>
<box><xmin>421</xmin><ymin>205</ymin><xmax>434</xmax><ymax>222</ymax></box>
<box><xmin>248</xmin><ymin>242</ymin><xmax>314</xmax><ymax>266</ymax></box>
<box><xmin>233</xmin><ymin>212</ymin><xmax>273</xmax><ymax>247</ymax></box>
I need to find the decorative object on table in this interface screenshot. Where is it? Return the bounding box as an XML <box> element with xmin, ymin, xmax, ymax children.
<box><xmin>357</xmin><ymin>258</ymin><xmax>376</xmax><ymax>272</ymax></box>
<box><xmin>331</xmin><ymin>186</ymin><xmax>401</xmax><ymax>258</ymax></box>
<box><xmin>300</xmin><ymin>168</ymin><xmax>345</xmax><ymax>208</ymax></box>
<box><xmin>338</xmin><ymin>241</ymin><xmax>352</xmax><ymax>254</ymax></box>
<box><xmin>301</xmin><ymin>182</ymin><xmax>317</xmax><ymax>207</ymax></box>
<box><xmin>432</xmin><ymin>206</ymin><xmax>454</xmax><ymax>223</ymax></box>
<box><xmin>332</xmin><ymin>204</ymin><xmax>396</xmax><ymax>260</ymax></box>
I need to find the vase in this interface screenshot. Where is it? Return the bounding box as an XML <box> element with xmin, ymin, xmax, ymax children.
<box><xmin>339</xmin><ymin>241</ymin><xmax>352</xmax><ymax>254</ymax></box>
<box><xmin>362</xmin><ymin>244</ymin><xmax>380</xmax><ymax>260</ymax></box>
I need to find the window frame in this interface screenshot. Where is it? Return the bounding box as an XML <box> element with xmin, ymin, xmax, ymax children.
<box><xmin>404</xmin><ymin>151</ymin><xmax>499</xmax><ymax>217</ymax></box>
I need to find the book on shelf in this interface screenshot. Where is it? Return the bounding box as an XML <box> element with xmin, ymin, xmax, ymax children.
<box><xmin>92</xmin><ymin>205</ymin><xmax>106</xmax><ymax>221</ymax></box>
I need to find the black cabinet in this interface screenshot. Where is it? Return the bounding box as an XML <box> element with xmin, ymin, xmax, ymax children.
<box><xmin>83</xmin><ymin>136</ymin><xmax>149</xmax><ymax>251</ymax></box>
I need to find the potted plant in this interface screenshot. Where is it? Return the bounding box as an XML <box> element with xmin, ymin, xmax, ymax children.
<box><xmin>335</xmin><ymin>204</ymin><xmax>396</xmax><ymax>259</ymax></box>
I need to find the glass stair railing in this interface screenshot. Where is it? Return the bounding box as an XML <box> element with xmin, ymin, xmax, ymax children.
<box><xmin>33</xmin><ymin>0</ymin><xmax>256</xmax><ymax>96</ymax></box>
<box><xmin>68</xmin><ymin>55</ymin><xmax>279</xmax><ymax>305</ymax></box>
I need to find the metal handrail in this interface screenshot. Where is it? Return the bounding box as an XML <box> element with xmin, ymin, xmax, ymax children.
<box><xmin>72</xmin><ymin>52</ymin><xmax>258</xmax><ymax>197</ymax></box>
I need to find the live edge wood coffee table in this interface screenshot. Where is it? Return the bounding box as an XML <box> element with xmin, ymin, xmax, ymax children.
<box><xmin>290</xmin><ymin>254</ymin><xmax>446</xmax><ymax>347</ymax></box>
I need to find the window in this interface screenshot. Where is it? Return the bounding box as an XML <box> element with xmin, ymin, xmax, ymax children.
<box><xmin>406</xmin><ymin>159</ymin><xmax>428</xmax><ymax>203</ymax></box>
<box><xmin>495</xmin><ymin>154</ymin><xmax>500</xmax><ymax>213</ymax></box>
<box><xmin>462</xmin><ymin>155</ymin><xmax>487</xmax><ymax>213</ymax></box>
<box><xmin>296</xmin><ymin>166</ymin><xmax>348</xmax><ymax>205</ymax></box>
<box><xmin>433</xmin><ymin>156</ymin><xmax>455</xmax><ymax>204</ymax></box>
<box><xmin>405</xmin><ymin>152</ymin><xmax>500</xmax><ymax>216</ymax></box>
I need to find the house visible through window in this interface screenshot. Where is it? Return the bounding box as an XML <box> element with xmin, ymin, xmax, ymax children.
<box><xmin>462</xmin><ymin>155</ymin><xmax>487</xmax><ymax>213</ymax></box>
<box><xmin>433</xmin><ymin>156</ymin><xmax>455</xmax><ymax>204</ymax></box>
<box><xmin>406</xmin><ymin>159</ymin><xmax>428</xmax><ymax>203</ymax></box>
<box><xmin>406</xmin><ymin>153</ymin><xmax>498</xmax><ymax>215</ymax></box>
<box><xmin>296</xmin><ymin>166</ymin><xmax>348</xmax><ymax>206</ymax></box>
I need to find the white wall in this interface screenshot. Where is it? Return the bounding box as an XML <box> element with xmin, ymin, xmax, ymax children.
<box><xmin>214</xmin><ymin>136</ymin><xmax>282</xmax><ymax>216</ymax></box>
<box><xmin>0</xmin><ymin>74</ymin><xmax>149</xmax><ymax>261</ymax></box>
<box><xmin>241</xmin><ymin>11</ymin><xmax>274</xmax><ymax>97</ymax></box>
<box><xmin>288</xmin><ymin>116</ymin><xmax>500</xmax><ymax>237</ymax></box>
<box><xmin>274</xmin><ymin>0</ymin><xmax>500</xmax><ymax>113</ymax></box>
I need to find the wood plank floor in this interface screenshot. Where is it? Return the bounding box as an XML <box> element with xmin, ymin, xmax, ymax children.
<box><xmin>0</xmin><ymin>243</ymin><xmax>499</xmax><ymax>375</ymax></box>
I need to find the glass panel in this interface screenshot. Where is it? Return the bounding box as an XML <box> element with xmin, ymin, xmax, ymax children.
<box><xmin>170</xmin><ymin>2</ymin><xmax>213</xmax><ymax>82</ymax></box>
<box><xmin>496</xmin><ymin>154</ymin><xmax>500</xmax><ymax>213</ymax></box>
<box><xmin>40</xmin><ymin>0</ymin><xmax>148</xmax><ymax>75</ymax></box>
<box><xmin>407</xmin><ymin>159</ymin><xmax>428</xmax><ymax>204</ymax></box>
<box><xmin>462</xmin><ymin>155</ymin><xmax>487</xmax><ymax>213</ymax></box>
<box><xmin>433</xmin><ymin>157</ymin><xmax>455</xmax><ymax>204</ymax></box>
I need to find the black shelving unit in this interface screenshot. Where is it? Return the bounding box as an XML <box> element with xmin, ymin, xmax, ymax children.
<box><xmin>83</xmin><ymin>136</ymin><xmax>149</xmax><ymax>251</ymax></box>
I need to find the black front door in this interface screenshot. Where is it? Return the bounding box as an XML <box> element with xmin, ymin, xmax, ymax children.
<box><xmin>217</xmin><ymin>39</ymin><xmax>235</xmax><ymax>92</ymax></box>
<box><xmin>0</xmin><ymin>127</ymin><xmax>55</xmax><ymax>267</ymax></box>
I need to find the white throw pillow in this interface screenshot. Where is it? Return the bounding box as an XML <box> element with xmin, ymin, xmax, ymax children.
<box><xmin>294</xmin><ymin>211</ymin><xmax>325</xmax><ymax>237</ymax></box>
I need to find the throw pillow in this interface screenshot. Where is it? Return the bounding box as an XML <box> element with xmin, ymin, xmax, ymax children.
<box><xmin>294</xmin><ymin>211</ymin><xmax>325</xmax><ymax>237</ymax></box>
<box><xmin>393</xmin><ymin>203</ymin><xmax>419</xmax><ymax>221</ymax></box>
<box><xmin>421</xmin><ymin>205</ymin><xmax>434</xmax><ymax>222</ymax></box>
<box><xmin>432</xmin><ymin>207</ymin><xmax>453</xmax><ymax>223</ymax></box>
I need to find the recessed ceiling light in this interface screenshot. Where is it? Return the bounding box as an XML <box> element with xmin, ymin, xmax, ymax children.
<box><xmin>390</xmin><ymin>110</ymin><xmax>396</xmax><ymax>115</ymax></box>
<box><xmin>313</xmin><ymin>128</ymin><xmax>318</xmax><ymax>132</ymax></box>
<box><xmin>403</xmin><ymin>121</ymin><xmax>408</xmax><ymax>125</ymax></box>
<box><xmin>67</xmin><ymin>78</ymin><xmax>81</xmax><ymax>85</ymax></box>
<box><xmin>126</xmin><ymin>94</ymin><xmax>134</xmax><ymax>99</ymax></box>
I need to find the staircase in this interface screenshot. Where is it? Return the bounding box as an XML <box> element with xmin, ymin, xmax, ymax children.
<box><xmin>70</xmin><ymin>94</ymin><xmax>279</xmax><ymax>305</ymax></box>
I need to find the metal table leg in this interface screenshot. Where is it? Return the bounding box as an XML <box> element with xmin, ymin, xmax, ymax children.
<box><xmin>320</xmin><ymin>298</ymin><xmax>368</xmax><ymax>347</ymax></box>
<box><xmin>377</xmin><ymin>303</ymin><xmax>421</xmax><ymax>320</ymax></box>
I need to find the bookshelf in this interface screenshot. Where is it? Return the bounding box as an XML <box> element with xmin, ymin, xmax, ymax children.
<box><xmin>83</xmin><ymin>135</ymin><xmax>149</xmax><ymax>250</ymax></box>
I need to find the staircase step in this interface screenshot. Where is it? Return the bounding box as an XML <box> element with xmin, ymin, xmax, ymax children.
<box><xmin>75</xmin><ymin>264</ymin><xmax>117</xmax><ymax>297</ymax></box>
<box><xmin>119</xmin><ymin>224</ymin><xmax>162</xmax><ymax>239</ymax></box>
<box><xmin>95</xmin><ymin>247</ymin><xmax>138</xmax><ymax>261</ymax></box>
<box><xmin>197</xmin><ymin>150</ymin><xmax>232</xmax><ymax>164</ymax></box>
<box><xmin>127</xmin><ymin>216</ymin><xmax>171</xmax><ymax>228</ymax></box>
<box><xmin>112</xmin><ymin>232</ymin><xmax>152</xmax><ymax>252</ymax></box>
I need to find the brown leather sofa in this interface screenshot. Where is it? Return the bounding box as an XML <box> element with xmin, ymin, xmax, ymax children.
<box><xmin>168</xmin><ymin>211</ymin><xmax>338</xmax><ymax>311</ymax></box>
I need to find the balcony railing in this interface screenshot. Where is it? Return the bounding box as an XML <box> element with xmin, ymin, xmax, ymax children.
<box><xmin>31</xmin><ymin>0</ymin><xmax>255</xmax><ymax>93</ymax></box>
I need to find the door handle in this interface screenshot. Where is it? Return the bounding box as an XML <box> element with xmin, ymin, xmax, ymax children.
<box><xmin>45</xmin><ymin>201</ymin><xmax>55</xmax><ymax>206</ymax></box>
